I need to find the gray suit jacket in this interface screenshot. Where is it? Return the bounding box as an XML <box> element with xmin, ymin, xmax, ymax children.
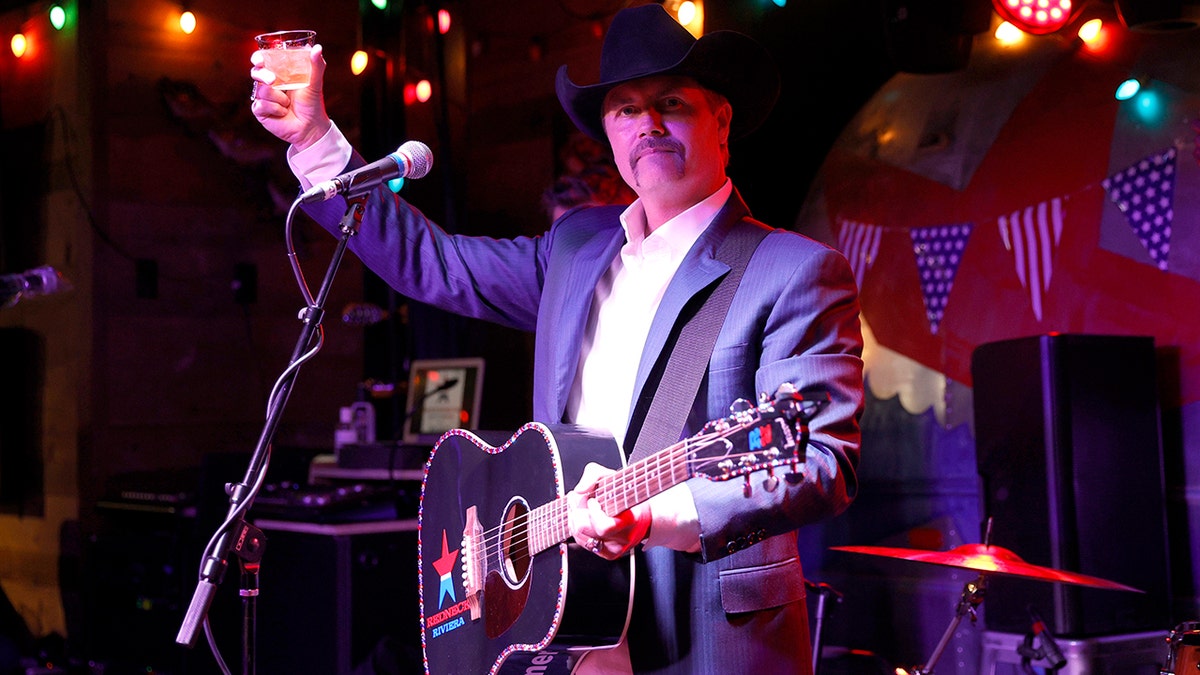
<box><xmin>306</xmin><ymin>183</ymin><xmax>864</xmax><ymax>674</ymax></box>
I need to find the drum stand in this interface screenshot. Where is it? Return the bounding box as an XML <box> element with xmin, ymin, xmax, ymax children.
<box><xmin>910</xmin><ymin>574</ymin><xmax>987</xmax><ymax>675</ymax></box>
<box><xmin>807</xmin><ymin>581</ymin><xmax>843</xmax><ymax>675</ymax></box>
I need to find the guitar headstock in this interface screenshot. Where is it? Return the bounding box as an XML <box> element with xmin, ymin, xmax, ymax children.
<box><xmin>764</xmin><ymin>382</ymin><xmax>831</xmax><ymax>423</ymax></box>
<box><xmin>687</xmin><ymin>384</ymin><xmax>829</xmax><ymax>495</ymax></box>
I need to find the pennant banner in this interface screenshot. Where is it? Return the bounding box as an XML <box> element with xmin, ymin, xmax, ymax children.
<box><xmin>836</xmin><ymin>218</ymin><xmax>883</xmax><ymax>290</ymax></box>
<box><xmin>1101</xmin><ymin>147</ymin><xmax>1176</xmax><ymax>271</ymax></box>
<box><xmin>911</xmin><ymin>223</ymin><xmax>975</xmax><ymax>335</ymax></box>
<box><xmin>998</xmin><ymin>196</ymin><xmax>1065</xmax><ymax>321</ymax></box>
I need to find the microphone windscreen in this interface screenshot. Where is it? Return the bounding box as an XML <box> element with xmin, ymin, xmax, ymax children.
<box><xmin>398</xmin><ymin>140</ymin><xmax>434</xmax><ymax>179</ymax></box>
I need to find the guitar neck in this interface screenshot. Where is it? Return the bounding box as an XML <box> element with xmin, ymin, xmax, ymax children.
<box><xmin>528</xmin><ymin>440</ymin><xmax>691</xmax><ymax>555</ymax></box>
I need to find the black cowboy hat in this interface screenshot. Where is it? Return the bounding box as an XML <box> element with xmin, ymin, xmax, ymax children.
<box><xmin>555</xmin><ymin>4</ymin><xmax>781</xmax><ymax>142</ymax></box>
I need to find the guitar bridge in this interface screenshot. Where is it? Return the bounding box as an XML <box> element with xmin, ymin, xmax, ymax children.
<box><xmin>462</xmin><ymin>505</ymin><xmax>485</xmax><ymax>621</ymax></box>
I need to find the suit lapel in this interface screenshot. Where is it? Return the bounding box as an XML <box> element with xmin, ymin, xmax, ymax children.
<box><xmin>627</xmin><ymin>190</ymin><xmax>753</xmax><ymax>423</ymax></box>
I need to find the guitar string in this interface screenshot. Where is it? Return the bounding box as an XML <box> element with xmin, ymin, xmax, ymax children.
<box><xmin>469</xmin><ymin>422</ymin><xmax>785</xmax><ymax>566</ymax></box>
<box><xmin>468</xmin><ymin>435</ymin><xmax>699</xmax><ymax>566</ymax></box>
<box><xmin>456</xmin><ymin>400</ymin><xmax>817</xmax><ymax>597</ymax></box>
<box><xmin>467</xmin><ymin>417</ymin><xmax>787</xmax><ymax>568</ymax></box>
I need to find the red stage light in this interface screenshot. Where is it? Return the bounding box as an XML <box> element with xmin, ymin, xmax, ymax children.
<box><xmin>992</xmin><ymin>0</ymin><xmax>1074</xmax><ymax>34</ymax></box>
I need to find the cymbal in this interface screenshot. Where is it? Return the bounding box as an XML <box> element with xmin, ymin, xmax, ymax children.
<box><xmin>830</xmin><ymin>543</ymin><xmax>1143</xmax><ymax>592</ymax></box>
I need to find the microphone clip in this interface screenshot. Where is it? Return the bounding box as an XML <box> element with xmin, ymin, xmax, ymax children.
<box><xmin>1017</xmin><ymin>607</ymin><xmax>1068</xmax><ymax>673</ymax></box>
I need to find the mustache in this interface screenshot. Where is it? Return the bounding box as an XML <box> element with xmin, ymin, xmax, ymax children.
<box><xmin>629</xmin><ymin>137</ymin><xmax>685</xmax><ymax>166</ymax></box>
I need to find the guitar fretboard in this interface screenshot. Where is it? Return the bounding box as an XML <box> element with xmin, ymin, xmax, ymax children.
<box><xmin>524</xmin><ymin>436</ymin><xmax>707</xmax><ymax>555</ymax></box>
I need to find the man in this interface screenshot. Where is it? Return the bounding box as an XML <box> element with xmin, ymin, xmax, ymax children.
<box><xmin>251</xmin><ymin>4</ymin><xmax>863</xmax><ymax>673</ymax></box>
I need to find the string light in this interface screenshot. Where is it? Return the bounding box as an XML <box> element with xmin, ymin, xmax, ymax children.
<box><xmin>994</xmin><ymin>21</ymin><xmax>1025</xmax><ymax>44</ymax></box>
<box><xmin>11</xmin><ymin>32</ymin><xmax>27</xmax><ymax>58</ymax></box>
<box><xmin>1077</xmin><ymin>18</ymin><xmax>1102</xmax><ymax>42</ymax></box>
<box><xmin>351</xmin><ymin>50</ymin><xmax>369</xmax><ymax>75</ymax></box>
<box><xmin>49</xmin><ymin>5</ymin><xmax>66</xmax><ymax>31</ymax></box>
<box><xmin>667</xmin><ymin>0</ymin><xmax>703</xmax><ymax>37</ymax></box>
<box><xmin>179</xmin><ymin>10</ymin><xmax>196</xmax><ymax>34</ymax></box>
<box><xmin>404</xmin><ymin>79</ymin><xmax>432</xmax><ymax>104</ymax></box>
<box><xmin>1114</xmin><ymin>78</ymin><xmax>1141</xmax><ymax>100</ymax></box>
<box><xmin>677</xmin><ymin>1</ymin><xmax>696</xmax><ymax>25</ymax></box>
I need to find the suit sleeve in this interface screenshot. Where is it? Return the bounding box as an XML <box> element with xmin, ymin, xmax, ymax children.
<box><xmin>689</xmin><ymin>232</ymin><xmax>864</xmax><ymax>563</ymax></box>
<box><xmin>300</xmin><ymin>176</ymin><xmax>552</xmax><ymax>333</ymax></box>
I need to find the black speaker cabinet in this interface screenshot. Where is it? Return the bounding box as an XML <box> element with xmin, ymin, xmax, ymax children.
<box><xmin>253</xmin><ymin>520</ymin><xmax>423</xmax><ymax>675</ymax></box>
<box><xmin>972</xmin><ymin>334</ymin><xmax>1171</xmax><ymax>637</ymax></box>
<box><xmin>0</xmin><ymin>327</ymin><xmax>44</xmax><ymax>515</ymax></box>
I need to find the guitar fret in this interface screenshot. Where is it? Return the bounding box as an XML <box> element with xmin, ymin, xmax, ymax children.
<box><xmin>504</xmin><ymin>405</ymin><xmax>802</xmax><ymax>557</ymax></box>
<box><xmin>527</xmin><ymin>497</ymin><xmax>572</xmax><ymax>555</ymax></box>
<box><xmin>600</xmin><ymin>443</ymin><xmax>691</xmax><ymax>514</ymax></box>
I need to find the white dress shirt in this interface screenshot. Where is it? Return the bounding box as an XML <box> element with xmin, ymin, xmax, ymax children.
<box><xmin>566</xmin><ymin>181</ymin><xmax>732</xmax><ymax>674</ymax></box>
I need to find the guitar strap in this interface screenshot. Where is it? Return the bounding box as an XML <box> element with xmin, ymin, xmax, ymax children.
<box><xmin>626</xmin><ymin>221</ymin><xmax>771</xmax><ymax>462</ymax></box>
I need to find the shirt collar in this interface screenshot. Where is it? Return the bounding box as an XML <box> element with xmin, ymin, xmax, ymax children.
<box><xmin>618</xmin><ymin>179</ymin><xmax>733</xmax><ymax>259</ymax></box>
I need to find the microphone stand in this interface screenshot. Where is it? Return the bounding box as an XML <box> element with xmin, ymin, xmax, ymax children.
<box><xmin>176</xmin><ymin>195</ymin><xmax>369</xmax><ymax>675</ymax></box>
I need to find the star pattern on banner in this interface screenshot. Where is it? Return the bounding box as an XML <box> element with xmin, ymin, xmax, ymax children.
<box><xmin>836</xmin><ymin>218</ymin><xmax>883</xmax><ymax>290</ymax></box>
<box><xmin>910</xmin><ymin>223</ymin><xmax>974</xmax><ymax>334</ymax></box>
<box><xmin>998</xmin><ymin>196</ymin><xmax>1065</xmax><ymax>321</ymax></box>
<box><xmin>1101</xmin><ymin>147</ymin><xmax>1176</xmax><ymax>271</ymax></box>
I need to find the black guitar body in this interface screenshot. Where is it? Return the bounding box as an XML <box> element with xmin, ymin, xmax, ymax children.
<box><xmin>418</xmin><ymin>424</ymin><xmax>634</xmax><ymax>674</ymax></box>
<box><xmin>417</xmin><ymin>386</ymin><xmax>822</xmax><ymax>674</ymax></box>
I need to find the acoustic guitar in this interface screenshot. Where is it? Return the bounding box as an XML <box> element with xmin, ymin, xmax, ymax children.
<box><xmin>417</xmin><ymin>385</ymin><xmax>826</xmax><ymax>674</ymax></box>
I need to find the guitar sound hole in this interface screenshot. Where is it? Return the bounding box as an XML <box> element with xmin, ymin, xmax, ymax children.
<box><xmin>500</xmin><ymin>498</ymin><xmax>531</xmax><ymax>588</ymax></box>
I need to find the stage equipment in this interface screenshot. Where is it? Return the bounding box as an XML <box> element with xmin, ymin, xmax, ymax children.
<box><xmin>990</xmin><ymin>0</ymin><xmax>1079</xmax><ymax>34</ymax></box>
<box><xmin>1162</xmin><ymin>621</ymin><xmax>1200</xmax><ymax>674</ymax></box>
<box><xmin>830</xmin><ymin>542</ymin><xmax>1142</xmax><ymax>591</ymax></box>
<box><xmin>832</xmin><ymin>522</ymin><xmax>1142</xmax><ymax>675</ymax></box>
<box><xmin>175</xmin><ymin>142</ymin><xmax>433</xmax><ymax>673</ymax></box>
<box><xmin>972</xmin><ymin>333</ymin><xmax>1171</xmax><ymax>636</ymax></box>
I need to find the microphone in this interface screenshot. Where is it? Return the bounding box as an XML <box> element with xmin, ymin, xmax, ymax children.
<box><xmin>300</xmin><ymin>140</ymin><xmax>433</xmax><ymax>204</ymax></box>
<box><xmin>1028</xmin><ymin>607</ymin><xmax>1067</xmax><ymax>670</ymax></box>
<box><xmin>1</xmin><ymin>266</ymin><xmax>71</xmax><ymax>309</ymax></box>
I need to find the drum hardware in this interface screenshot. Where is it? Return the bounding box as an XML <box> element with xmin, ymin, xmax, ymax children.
<box><xmin>805</xmin><ymin>580</ymin><xmax>844</xmax><ymax>675</ymax></box>
<box><xmin>832</xmin><ymin>519</ymin><xmax>1143</xmax><ymax>674</ymax></box>
<box><xmin>1161</xmin><ymin>621</ymin><xmax>1200</xmax><ymax>675</ymax></box>
<box><xmin>1016</xmin><ymin>607</ymin><xmax>1066</xmax><ymax>673</ymax></box>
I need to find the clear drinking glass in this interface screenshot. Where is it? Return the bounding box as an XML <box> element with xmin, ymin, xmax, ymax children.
<box><xmin>254</xmin><ymin>30</ymin><xmax>316</xmax><ymax>90</ymax></box>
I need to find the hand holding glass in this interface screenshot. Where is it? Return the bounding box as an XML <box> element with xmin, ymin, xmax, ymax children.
<box><xmin>254</xmin><ymin>30</ymin><xmax>316</xmax><ymax>90</ymax></box>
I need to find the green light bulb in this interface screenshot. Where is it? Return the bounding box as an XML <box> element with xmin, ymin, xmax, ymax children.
<box><xmin>49</xmin><ymin>5</ymin><xmax>67</xmax><ymax>30</ymax></box>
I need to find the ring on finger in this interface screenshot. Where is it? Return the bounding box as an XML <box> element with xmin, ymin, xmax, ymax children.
<box><xmin>250</xmin><ymin>81</ymin><xmax>259</xmax><ymax>103</ymax></box>
<box><xmin>589</xmin><ymin>536</ymin><xmax>603</xmax><ymax>554</ymax></box>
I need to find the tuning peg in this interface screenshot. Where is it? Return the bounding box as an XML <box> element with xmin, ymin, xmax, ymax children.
<box><xmin>763</xmin><ymin>465</ymin><xmax>779</xmax><ymax>492</ymax></box>
<box><xmin>728</xmin><ymin>398</ymin><xmax>754</xmax><ymax>414</ymax></box>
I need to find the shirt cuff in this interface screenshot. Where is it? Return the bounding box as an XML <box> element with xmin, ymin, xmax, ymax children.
<box><xmin>286</xmin><ymin>121</ymin><xmax>352</xmax><ymax>190</ymax></box>
<box><xmin>644</xmin><ymin>483</ymin><xmax>701</xmax><ymax>553</ymax></box>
